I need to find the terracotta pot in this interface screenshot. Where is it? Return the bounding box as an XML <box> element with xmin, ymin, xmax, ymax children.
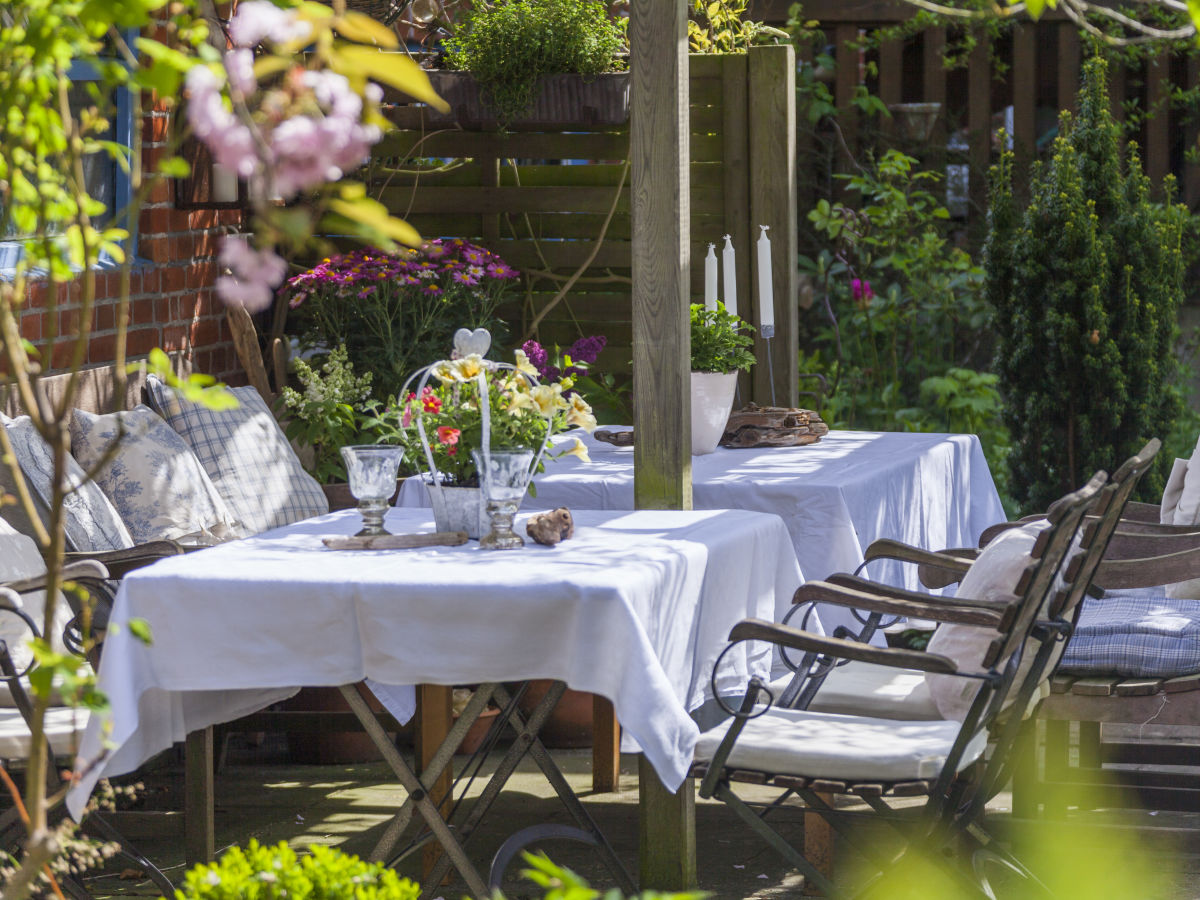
<box><xmin>518</xmin><ymin>680</ymin><xmax>594</xmax><ymax>749</ymax></box>
<box><xmin>321</xmin><ymin>479</ymin><xmax>403</xmax><ymax>512</ymax></box>
<box><xmin>456</xmin><ymin>706</ymin><xmax>501</xmax><ymax>756</ymax></box>
<box><xmin>284</xmin><ymin>685</ymin><xmax>401</xmax><ymax>765</ymax></box>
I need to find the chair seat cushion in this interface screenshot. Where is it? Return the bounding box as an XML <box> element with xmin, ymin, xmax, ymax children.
<box><xmin>145</xmin><ymin>377</ymin><xmax>328</xmax><ymax>535</ymax></box>
<box><xmin>70</xmin><ymin>405</ymin><xmax>245</xmax><ymax>544</ymax></box>
<box><xmin>769</xmin><ymin>661</ymin><xmax>941</xmax><ymax>721</ymax></box>
<box><xmin>694</xmin><ymin>706</ymin><xmax>987</xmax><ymax>782</ymax></box>
<box><xmin>0</xmin><ymin>706</ymin><xmax>86</xmax><ymax>759</ymax></box>
<box><xmin>1060</xmin><ymin>594</ymin><xmax>1200</xmax><ymax>679</ymax></box>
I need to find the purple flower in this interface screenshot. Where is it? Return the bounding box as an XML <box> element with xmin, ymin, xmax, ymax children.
<box><xmin>851</xmin><ymin>278</ymin><xmax>874</xmax><ymax>303</ymax></box>
<box><xmin>522</xmin><ymin>340</ymin><xmax>548</xmax><ymax>373</ymax></box>
<box><xmin>567</xmin><ymin>335</ymin><xmax>607</xmax><ymax>366</ymax></box>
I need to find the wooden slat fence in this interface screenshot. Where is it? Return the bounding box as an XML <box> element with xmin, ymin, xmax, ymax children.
<box><xmin>366</xmin><ymin>48</ymin><xmax>798</xmax><ymax>405</ymax></box>
<box><xmin>753</xmin><ymin>0</ymin><xmax>1200</xmax><ymax>245</ymax></box>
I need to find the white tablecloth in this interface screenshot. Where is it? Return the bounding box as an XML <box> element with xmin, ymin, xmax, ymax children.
<box><xmin>68</xmin><ymin>507</ymin><xmax>801</xmax><ymax>817</ymax></box>
<box><xmin>399</xmin><ymin>429</ymin><xmax>1004</xmax><ymax>636</ymax></box>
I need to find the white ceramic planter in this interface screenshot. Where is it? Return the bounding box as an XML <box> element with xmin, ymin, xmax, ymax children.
<box><xmin>690</xmin><ymin>371</ymin><xmax>738</xmax><ymax>455</ymax></box>
<box><xmin>428</xmin><ymin>484</ymin><xmax>489</xmax><ymax>539</ymax></box>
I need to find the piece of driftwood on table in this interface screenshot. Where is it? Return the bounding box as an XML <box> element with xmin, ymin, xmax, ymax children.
<box><xmin>594</xmin><ymin>428</ymin><xmax>635</xmax><ymax>447</ymax></box>
<box><xmin>527</xmin><ymin>507</ymin><xmax>574</xmax><ymax>545</ymax></box>
<box><xmin>322</xmin><ymin>531</ymin><xmax>469</xmax><ymax>551</ymax></box>
<box><xmin>720</xmin><ymin>403</ymin><xmax>829</xmax><ymax>449</ymax></box>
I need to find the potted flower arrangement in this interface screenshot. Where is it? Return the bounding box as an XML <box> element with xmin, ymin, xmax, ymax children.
<box><xmin>398</xmin><ymin>334</ymin><xmax>597</xmax><ymax>538</ymax></box>
<box><xmin>284</xmin><ymin>240</ymin><xmax>518</xmax><ymax>402</ymax></box>
<box><xmin>690</xmin><ymin>303</ymin><xmax>755</xmax><ymax>454</ymax></box>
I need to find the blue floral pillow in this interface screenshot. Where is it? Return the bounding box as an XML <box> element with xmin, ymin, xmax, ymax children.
<box><xmin>70</xmin><ymin>405</ymin><xmax>245</xmax><ymax>545</ymax></box>
<box><xmin>0</xmin><ymin>414</ymin><xmax>133</xmax><ymax>552</ymax></box>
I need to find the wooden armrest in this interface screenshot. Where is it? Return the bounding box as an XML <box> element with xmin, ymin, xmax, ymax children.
<box><xmin>824</xmin><ymin>572</ymin><xmax>1006</xmax><ymax>614</ymax></box>
<box><xmin>5</xmin><ymin>560</ymin><xmax>110</xmax><ymax>593</ymax></box>
<box><xmin>729</xmin><ymin>618</ymin><xmax>960</xmax><ymax>675</ymax></box>
<box><xmin>1093</xmin><ymin>545</ymin><xmax>1200</xmax><ymax>590</ymax></box>
<box><xmin>1104</xmin><ymin>529</ymin><xmax>1200</xmax><ymax>559</ymax></box>
<box><xmin>793</xmin><ymin>580</ymin><xmax>1007</xmax><ymax>629</ymax></box>
<box><xmin>66</xmin><ymin>540</ymin><xmax>184</xmax><ymax>578</ymax></box>
<box><xmin>1121</xmin><ymin>501</ymin><xmax>1163</xmax><ymax>524</ymax></box>
<box><xmin>862</xmin><ymin>539</ymin><xmax>976</xmax><ymax>589</ymax></box>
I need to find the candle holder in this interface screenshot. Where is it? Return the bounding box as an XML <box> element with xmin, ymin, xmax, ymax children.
<box><xmin>340</xmin><ymin>445</ymin><xmax>405</xmax><ymax>536</ymax></box>
<box><xmin>472</xmin><ymin>447</ymin><xmax>535</xmax><ymax>550</ymax></box>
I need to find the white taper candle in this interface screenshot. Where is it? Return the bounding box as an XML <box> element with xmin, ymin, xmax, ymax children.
<box><xmin>757</xmin><ymin>225</ymin><xmax>774</xmax><ymax>336</ymax></box>
<box><xmin>704</xmin><ymin>243</ymin><xmax>718</xmax><ymax>311</ymax></box>
<box><xmin>721</xmin><ymin>234</ymin><xmax>737</xmax><ymax>318</ymax></box>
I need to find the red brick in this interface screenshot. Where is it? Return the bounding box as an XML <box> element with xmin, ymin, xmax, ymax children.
<box><xmin>155</xmin><ymin>297</ymin><xmax>172</xmax><ymax>322</ymax></box>
<box><xmin>186</xmin><ymin>261</ymin><xmax>217</xmax><ymax>290</ymax></box>
<box><xmin>126</xmin><ymin>327</ymin><xmax>160</xmax><ymax>357</ymax></box>
<box><xmin>131</xmin><ymin>297</ymin><xmax>156</xmax><ymax>325</ymax></box>
<box><xmin>139</xmin><ymin>268</ymin><xmax>161</xmax><ymax>294</ymax></box>
<box><xmin>142</xmin><ymin>207</ymin><xmax>172</xmax><ymax>234</ymax></box>
<box><xmin>161</xmin><ymin>267</ymin><xmax>187</xmax><ymax>293</ymax></box>
<box><xmin>51</xmin><ymin>340</ymin><xmax>78</xmax><ymax>370</ymax></box>
<box><xmin>190</xmin><ymin>316</ymin><xmax>223</xmax><ymax>347</ymax></box>
<box><xmin>95</xmin><ymin>304</ymin><xmax>116</xmax><ymax>332</ymax></box>
<box><xmin>20</xmin><ymin>312</ymin><xmax>43</xmax><ymax>342</ymax></box>
<box><xmin>162</xmin><ymin>324</ymin><xmax>189</xmax><ymax>352</ymax></box>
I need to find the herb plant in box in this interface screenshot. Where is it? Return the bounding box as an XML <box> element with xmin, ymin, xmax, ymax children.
<box><xmin>690</xmin><ymin>303</ymin><xmax>755</xmax><ymax>454</ymax></box>
<box><xmin>438</xmin><ymin>0</ymin><xmax>628</xmax><ymax>128</ymax></box>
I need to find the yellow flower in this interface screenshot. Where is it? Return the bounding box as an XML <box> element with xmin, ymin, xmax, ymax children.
<box><xmin>430</xmin><ymin>360</ymin><xmax>456</xmax><ymax>383</ymax></box>
<box><xmin>513</xmin><ymin>349</ymin><xmax>539</xmax><ymax>377</ymax></box>
<box><xmin>506</xmin><ymin>387</ymin><xmax>535</xmax><ymax>415</ymax></box>
<box><xmin>566</xmin><ymin>394</ymin><xmax>597</xmax><ymax>432</ymax></box>
<box><xmin>530</xmin><ymin>383</ymin><xmax>567</xmax><ymax>417</ymax></box>
<box><xmin>451</xmin><ymin>354</ymin><xmax>485</xmax><ymax>380</ymax></box>
<box><xmin>563</xmin><ymin>437</ymin><xmax>591</xmax><ymax>463</ymax></box>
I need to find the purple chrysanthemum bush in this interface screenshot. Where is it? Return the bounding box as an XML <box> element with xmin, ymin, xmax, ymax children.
<box><xmin>284</xmin><ymin>240</ymin><xmax>519</xmax><ymax>402</ymax></box>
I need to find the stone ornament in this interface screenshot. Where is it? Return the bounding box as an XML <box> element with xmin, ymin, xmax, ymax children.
<box><xmin>526</xmin><ymin>507</ymin><xmax>575</xmax><ymax>546</ymax></box>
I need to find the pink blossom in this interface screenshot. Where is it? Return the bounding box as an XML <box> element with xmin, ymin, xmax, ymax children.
<box><xmin>228</xmin><ymin>1</ymin><xmax>313</xmax><ymax>48</ymax></box>
<box><xmin>216</xmin><ymin>236</ymin><xmax>287</xmax><ymax>312</ymax></box>
<box><xmin>851</xmin><ymin>278</ymin><xmax>874</xmax><ymax>302</ymax></box>
<box><xmin>224</xmin><ymin>48</ymin><xmax>257</xmax><ymax>96</ymax></box>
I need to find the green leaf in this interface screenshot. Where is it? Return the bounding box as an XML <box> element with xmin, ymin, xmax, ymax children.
<box><xmin>157</xmin><ymin>156</ymin><xmax>191</xmax><ymax>178</ymax></box>
<box><xmin>128</xmin><ymin>618</ymin><xmax>153</xmax><ymax>644</ymax></box>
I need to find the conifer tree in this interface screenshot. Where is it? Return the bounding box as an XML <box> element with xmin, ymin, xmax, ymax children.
<box><xmin>984</xmin><ymin>55</ymin><xmax>1186</xmax><ymax>512</ymax></box>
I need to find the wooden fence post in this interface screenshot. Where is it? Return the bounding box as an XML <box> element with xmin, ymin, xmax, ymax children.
<box><xmin>749</xmin><ymin>44</ymin><xmax>798</xmax><ymax>408</ymax></box>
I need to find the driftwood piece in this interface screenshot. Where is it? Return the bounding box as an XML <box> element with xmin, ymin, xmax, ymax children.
<box><xmin>593</xmin><ymin>428</ymin><xmax>635</xmax><ymax>447</ymax></box>
<box><xmin>322</xmin><ymin>531</ymin><xmax>469</xmax><ymax>551</ymax></box>
<box><xmin>526</xmin><ymin>508</ymin><xmax>574</xmax><ymax>546</ymax></box>
<box><xmin>720</xmin><ymin>403</ymin><xmax>829</xmax><ymax>449</ymax></box>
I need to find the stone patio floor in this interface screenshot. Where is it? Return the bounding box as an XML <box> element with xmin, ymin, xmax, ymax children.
<box><xmin>82</xmin><ymin>724</ymin><xmax>1200</xmax><ymax>899</ymax></box>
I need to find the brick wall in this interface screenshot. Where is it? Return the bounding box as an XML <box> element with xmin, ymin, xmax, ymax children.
<box><xmin>17</xmin><ymin>101</ymin><xmax>248</xmax><ymax>386</ymax></box>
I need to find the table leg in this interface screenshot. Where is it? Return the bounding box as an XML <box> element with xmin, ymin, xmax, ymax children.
<box><xmin>802</xmin><ymin>793</ymin><xmax>834</xmax><ymax>896</ymax></box>
<box><xmin>184</xmin><ymin>727</ymin><xmax>214</xmax><ymax>867</ymax></box>
<box><xmin>416</xmin><ymin>685</ymin><xmax>453</xmax><ymax>881</ymax></box>
<box><xmin>637</xmin><ymin>755</ymin><xmax>696</xmax><ymax>890</ymax></box>
<box><xmin>592</xmin><ymin>695</ymin><xmax>620</xmax><ymax>793</ymax></box>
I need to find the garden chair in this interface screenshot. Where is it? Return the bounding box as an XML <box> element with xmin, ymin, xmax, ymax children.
<box><xmin>690</xmin><ymin>471</ymin><xmax>1105</xmax><ymax>898</ymax></box>
<box><xmin>0</xmin><ymin>576</ymin><xmax>176</xmax><ymax>899</ymax></box>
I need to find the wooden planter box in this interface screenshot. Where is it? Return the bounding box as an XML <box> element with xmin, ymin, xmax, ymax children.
<box><xmin>421</xmin><ymin>71</ymin><xmax>630</xmax><ymax>130</ymax></box>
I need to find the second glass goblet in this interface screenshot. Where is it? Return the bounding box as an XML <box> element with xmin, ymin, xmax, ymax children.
<box><xmin>471</xmin><ymin>447</ymin><xmax>534</xmax><ymax>550</ymax></box>
<box><xmin>340</xmin><ymin>445</ymin><xmax>405</xmax><ymax>536</ymax></box>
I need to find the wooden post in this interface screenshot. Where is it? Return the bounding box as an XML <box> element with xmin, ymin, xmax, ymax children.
<box><xmin>1012</xmin><ymin>23</ymin><xmax>1037</xmax><ymax>180</ymax></box>
<box><xmin>967</xmin><ymin>30</ymin><xmax>991</xmax><ymax>243</ymax></box>
<box><xmin>1146</xmin><ymin>50</ymin><xmax>1171</xmax><ymax>191</ymax></box>
<box><xmin>1056</xmin><ymin>23</ymin><xmax>1080</xmax><ymax>116</ymax></box>
<box><xmin>592</xmin><ymin>695</ymin><xmax>621</xmax><ymax>793</ymax></box>
<box><xmin>833</xmin><ymin>24</ymin><xmax>859</xmax><ymax>203</ymax></box>
<box><xmin>720</xmin><ymin>53</ymin><xmax>752</xmax><ymax>401</ymax></box>
<box><xmin>630</xmin><ymin>0</ymin><xmax>694</xmax><ymax>890</ymax></box>
<box><xmin>877</xmin><ymin>38</ymin><xmax>903</xmax><ymax>138</ymax></box>
<box><xmin>748</xmin><ymin>44</ymin><xmax>798</xmax><ymax>408</ymax></box>
<box><xmin>416</xmin><ymin>684</ymin><xmax>453</xmax><ymax>879</ymax></box>
<box><xmin>185</xmin><ymin>727</ymin><xmax>215</xmax><ymax>867</ymax></box>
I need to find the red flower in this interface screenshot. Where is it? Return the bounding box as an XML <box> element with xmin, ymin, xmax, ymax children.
<box><xmin>436</xmin><ymin>426</ymin><xmax>460</xmax><ymax>446</ymax></box>
<box><xmin>421</xmin><ymin>387</ymin><xmax>442</xmax><ymax>414</ymax></box>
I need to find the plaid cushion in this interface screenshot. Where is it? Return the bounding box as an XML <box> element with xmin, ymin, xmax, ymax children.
<box><xmin>1060</xmin><ymin>593</ymin><xmax>1200</xmax><ymax>679</ymax></box>
<box><xmin>145</xmin><ymin>376</ymin><xmax>327</xmax><ymax>535</ymax></box>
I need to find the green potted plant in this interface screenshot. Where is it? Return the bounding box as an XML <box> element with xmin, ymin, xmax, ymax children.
<box><xmin>434</xmin><ymin>0</ymin><xmax>628</xmax><ymax>128</ymax></box>
<box><xmin>690</xmin><ymin>303</ymin><xmax>755</xmax><ymax>454</ymax></box>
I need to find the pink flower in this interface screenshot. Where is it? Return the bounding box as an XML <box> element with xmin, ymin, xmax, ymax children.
<box><xmin>851</xmin><ymin>278</ymin><xmax>874</xmax><ymax>302</ymax></box>
<box><xmin>487</xmin><ymin>262</ymin><xmax>518</xmax><ymax>280</ymax></box>
<box><xmin>224</xmin><ymin>48</ymin><xmax>256</xmax><ymax>96</ymax></box>
<box><xmin>215</xmin><ymin>236</ymin><xmax>287</xmax><ymax>312</ymax></box>
<box><xmin>436</xmin><ymin>426</ymin><xmax>460</xmax><ymax>446</ymax></box>
<box><xmin>228</xmin><ymin>1</ymin><xmax>313</xmax><ymax>48</ymax></box>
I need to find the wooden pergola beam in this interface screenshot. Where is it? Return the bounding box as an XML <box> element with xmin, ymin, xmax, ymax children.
<box><xmin>630</xmin><ymin>0</ymin><xmax>697</xmax><ymax>891</ymax></box>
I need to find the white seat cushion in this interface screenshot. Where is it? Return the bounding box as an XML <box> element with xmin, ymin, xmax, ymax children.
<box><xmin>695</xmin><ymin>706</ymin><xmax>987</xmax><ymax>782</ymax></box>
<box><xmin>70</xmin><ymin>405</ymin><xmax>245</xmax><ymax>544</ymax></box>
<box><xmin>769</xmin><ymin>660</ymin><xmax>941</xmax><ymax>721</ymax></box>
<box><xmin>0</xmin><ymin>706</ymin><xmax>86</xmax><ymax>759</ymax></box>
<box><xmin>146</xmin><ymin>377</ymin><xmax>328</xmax><ymax>535</ymax></box>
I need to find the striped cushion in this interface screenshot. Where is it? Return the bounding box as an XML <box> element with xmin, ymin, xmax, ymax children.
<box><xmin>145</xmin><ymin>376</ymin><xmax>327</xmax><ymax>535</ymax></box>
<box><xmin>1061</xmin><ymin>594</ymin><xmax>1200</xmax><ymax>679</ymax></box>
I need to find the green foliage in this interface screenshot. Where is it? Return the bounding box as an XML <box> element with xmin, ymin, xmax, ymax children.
<box><xmin>687</xmin><ymin>0</ymin><xmax>788</xmax><ymax>54</ymax></box>
<box><xmin>690</xmin><ymin>304</ymin><xmax>755</xmax><ymax>373</ymax></box>
<box><xmin>175</xmin><ymin>840</ymin><xmax>420</xmax><ymax>900</ymax></box>
<box><xmin>984</xmin><ymin>56</ymin><xmax>1187</xmax><ymax>512</ymax></box>
<box><xmin>443</xmin><ymin>0</ymin><xmax>625</xmax><ymax>125</ymax></box>
<box><xmin>280</xmin><ymin>346</ymin><xmax>378</xmax><ymax>484</ymax></box>
<box><xmin>517</xmin><ymin>852</ymin><xmax>708</xmax><ymax>900</ymax></box>
<box><xmin>800</xmin><ymin>150</ymin><xmax>1011</xmax><ymax>505</ymax></box>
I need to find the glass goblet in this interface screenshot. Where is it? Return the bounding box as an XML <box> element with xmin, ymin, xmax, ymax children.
<box><xmin>340</xmin><ymin>445</ymin><xmax>405</xmax><ymax>536</ymax></box>
<box><xmin>472</xmin><ymin>447</ymin><xmax>534</xmax><ymax>550</ymax></box>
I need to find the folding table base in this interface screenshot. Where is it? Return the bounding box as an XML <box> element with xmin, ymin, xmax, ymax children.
<box><xmin>338</xmin><ymin>680</ymin><xmax>636</xmax><ymax>899</ymax></box>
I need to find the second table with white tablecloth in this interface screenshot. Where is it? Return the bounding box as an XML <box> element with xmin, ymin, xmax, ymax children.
<box><xmin>400</xmin><ymin>427</ymin><xmax>1005</xmax><ymax>598</ymax></box>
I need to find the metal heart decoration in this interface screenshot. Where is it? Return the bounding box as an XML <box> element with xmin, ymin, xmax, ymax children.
<box><xmin>453</xmin><ymin>327</ymin><xmax>492</xmax><ymax>359</ymax></box>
